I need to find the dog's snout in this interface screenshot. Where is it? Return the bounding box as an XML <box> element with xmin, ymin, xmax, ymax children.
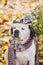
<box><xmin>14</xmin><ymin>30</ymin><xmax>19</xmax><ymax>33</ymax></box>
<box><xmin>14</xmin><ymin>30</ymin><xmax>19</xmax><ymax>37</ymax></box>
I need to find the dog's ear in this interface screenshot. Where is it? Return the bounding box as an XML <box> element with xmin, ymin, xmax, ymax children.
<box><xmin>29</xmin><ymin>25</ymin><xmax>36</xmax><ymax>39</ymax></box>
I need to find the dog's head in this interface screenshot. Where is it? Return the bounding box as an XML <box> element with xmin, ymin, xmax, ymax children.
<box><xmin>11</xmin><ymin>13</ymin><xmax>35</xmax><ymax>44</ymax></box>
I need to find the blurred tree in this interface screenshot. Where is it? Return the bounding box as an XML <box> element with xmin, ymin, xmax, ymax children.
<box><xmin>31</xmin><ymin>5</ymin><xmax>43</xmax><ymax>60</ymax></box>
<box><xmin>31</xmin><ymin>5</ymin><xmax>43</xmax><ymax>36</ymax></box>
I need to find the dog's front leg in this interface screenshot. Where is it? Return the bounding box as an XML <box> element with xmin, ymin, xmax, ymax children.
<box><xmin>16</xmin><ymin>60</ymin><xmax>20</xmax><ymax>65</ymax></box>
<box><xmin>29</xmin><ymin>57</ymin><xmax>35</xmax><ymax>65</ymax></box>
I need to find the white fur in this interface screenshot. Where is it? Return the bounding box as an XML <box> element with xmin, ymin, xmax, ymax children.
<box><xmin>12</xmin><ymin>23</ymin><xmax>30</xmax><ymax>44</ymax></box>
<box><xmin>4</xmin><ymin>23</ymin><xmax>36</xmax><ymax>65</ymax></box>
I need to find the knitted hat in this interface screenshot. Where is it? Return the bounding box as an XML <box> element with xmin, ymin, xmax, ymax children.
<box><xmin>13</xmin><ymin>13</ymin><xmax>32</xmax><ymax>24</ymax></box>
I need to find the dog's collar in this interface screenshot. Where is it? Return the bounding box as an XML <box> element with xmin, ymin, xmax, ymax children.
<box><xmin>15</xmin><ymin>38</ymin><xmax>32</xmax><ymax>52</ymax></box>
<box><xmin>9</xmin><ymin>38</ymin><xmax>32</xmax><ymax>52</ymax></box>
<box><xmin>23</xmin><ymin>39</ymin><xmax>32</xmax><ymax>50</ymax></box>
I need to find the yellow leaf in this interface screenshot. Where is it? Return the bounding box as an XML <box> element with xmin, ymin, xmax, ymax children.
<box><xmin>20</xmin><ymin>1</ymin><xmax>23</xmax><ymax>5</ymax></box>
<box><xmin>0</xmin><ymin>53</ymin><xmax>2</xmax><ymax>58</ymax></box>
<box><xmin>27</xmin><ymin>2</ymin><xmax>32</xmax><ymax>8</ymax></box>
<box><xmin>1</xmin><ymin>59</ymin><xmax>6</xmax><ymax>64</ymax></box>
<box><xmin>2</xmin><ymin>0</ymin><xmax>5</xmax><ymax>3</ymax></box>
<box><xmin>7</xmin><ymin>14</ymin><xmax>13</xmax><ymax>18</ymax></box>
<box><xmin>15</xmin><ymin>14</ymin><xmax>22</xmax><ymax>18</ymax></box>
<box><xmin>39</xmin><ymin>45</ymin><xmax>43</xmax><ymax>50</ymax></box>
<box><xmin>0</xmin><ymin>14</ymin><xmax>4</xmax><ymax>20</ymax></box>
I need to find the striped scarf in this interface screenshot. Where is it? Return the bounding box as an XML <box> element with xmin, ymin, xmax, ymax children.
<box><xmin>8</xmin><ymin>44</ymin><xmax>16</xmax><ymax>65</ymax></box>
<box><xmin>8</xmin><ymin>37</ymin><xmax>39</xmax><ymax>65</ymax></box>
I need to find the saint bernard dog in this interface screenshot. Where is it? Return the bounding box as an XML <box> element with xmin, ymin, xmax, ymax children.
<box><xmin>4</xmin><ymin>13</ymin><xmax>39</xmax><ymax>65</ymax></box>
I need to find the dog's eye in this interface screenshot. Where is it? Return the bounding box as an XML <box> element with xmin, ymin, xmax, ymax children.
<box><xmin>21</xmin><ymin>28</ymin><xmax>24</xmax><ymax>30</ymax></box>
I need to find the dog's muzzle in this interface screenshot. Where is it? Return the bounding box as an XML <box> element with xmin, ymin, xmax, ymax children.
<box><xmin>14</xmin><ymin>30</ymin><xmax>19</xmax><ymax>38</ymax></box>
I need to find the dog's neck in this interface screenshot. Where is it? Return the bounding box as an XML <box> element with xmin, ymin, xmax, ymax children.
<box><xmin>14</xmin><ymin>38</ymin><xmax>32</xmax><ymax>52</ymax></box>
<box><xmin>9</xmin><ymin>37</ymin><xmax>33</xmax><ymax>52</ymax></box>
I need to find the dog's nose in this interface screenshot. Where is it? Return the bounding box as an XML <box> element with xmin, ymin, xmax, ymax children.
<box><xmin>14</xmin><ymin>30</ymin><xmax>19</xmax><ymax>38</ymax></box>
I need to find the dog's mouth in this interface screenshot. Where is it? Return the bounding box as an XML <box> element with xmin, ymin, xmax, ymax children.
<box><xmin>14</xmin><ymin>37</ymin><xmax>23</xmax><ymax>43</ymax></box>
<box><xmin>14</xmin><ymin>37</ymin><xmax>21</xmax><ymax>43</ymax></box>
<box><xmin>14</xmin><ymin>37</ymin><xmax>24</xmax><ymax>51</ymax></box>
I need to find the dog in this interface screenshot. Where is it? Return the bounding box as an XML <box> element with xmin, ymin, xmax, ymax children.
<box><xmin>4</xmin><ymin>13</ymin><xmax>39</xmax><ymax>65</ymax></box>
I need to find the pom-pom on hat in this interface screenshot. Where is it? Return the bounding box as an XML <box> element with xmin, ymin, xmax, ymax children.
<box><xmin>13</xmin><ymin>13</ymin><xmax>32</xmax><ymax>24</ymax></box>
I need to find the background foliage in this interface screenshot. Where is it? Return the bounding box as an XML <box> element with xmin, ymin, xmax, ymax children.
<box><xmin>31</xmin><ymin>5</ymin><xmax>43</xmax><ymax>61</ymax></box>
<box><xmin>31</xmin><ymin>5</ymin><xmax>43</xmax><ymax>36</ymax></box>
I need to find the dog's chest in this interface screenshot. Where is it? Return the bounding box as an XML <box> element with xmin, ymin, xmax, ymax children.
<box><xmin>16</xmin><ymin>40</ymin><xmax>36</xmax><ymax>61</ymax></box>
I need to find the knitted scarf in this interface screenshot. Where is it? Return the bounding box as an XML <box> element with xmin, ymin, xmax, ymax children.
<box><xmin>8</xmin><ymin>37</ymin><xmax>39</xmax><ymax>65</ymax></box>
<box><xmin>8</xmin><ymin>45</ymin><xmax>16</xmax><ymax>65</ymax></box>
<box><xmin>8</xmin><ymin>37</ymin><xmax>32</xmax><ymax>65</ymax></box>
